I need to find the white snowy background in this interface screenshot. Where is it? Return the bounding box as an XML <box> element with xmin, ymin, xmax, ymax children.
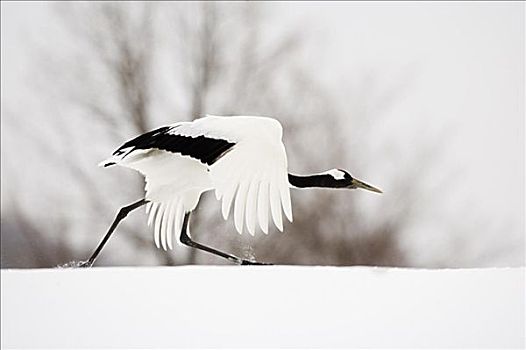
<box><xmin>1</xmin><ymin>2</ymin><xmax>524</xmax><ymax>348</ymax></box>
<box><xmin>1</xmin><ymin>266</ymin><xmax>524</xmax><ymax>348</ymax></box>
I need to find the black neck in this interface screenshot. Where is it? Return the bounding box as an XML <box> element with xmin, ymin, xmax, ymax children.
<box><xmin>288</xmin><ymin>173</ymin><xmax>344</xmax><ymax>188</ymax></box>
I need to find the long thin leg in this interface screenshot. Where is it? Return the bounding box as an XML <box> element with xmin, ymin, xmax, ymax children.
<box><xmin>80</xmin><ymin>199</ymin><xmax>148</xmax><ymax>267</ymax></box>
<box><xmin>179</xmin><ymin>212</ymin><xmax>270</xmax><ymax>265</ymax></box>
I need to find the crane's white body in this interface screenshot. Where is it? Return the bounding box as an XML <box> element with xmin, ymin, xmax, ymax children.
<box><xmin>101</xmin><ymin>116</ymin><xmax>293</xmax><ymax>250</ymax></box>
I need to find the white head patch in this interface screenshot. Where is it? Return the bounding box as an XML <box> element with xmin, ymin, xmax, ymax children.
<box><xmin>325</xmin><ymin>169</ymin><xmax>346</xmax><ymax>180</ymax></box>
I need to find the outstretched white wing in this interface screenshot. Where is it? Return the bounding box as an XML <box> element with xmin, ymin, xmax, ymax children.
<box><xmin>103</xmin><ymin>115</ymin><xmax>293</xmax><ymax>241</ymax></box>
<box><xmin>201</xmin><ymin>116</ymin><xmax>293</xmax><ymax>235</ymax></box>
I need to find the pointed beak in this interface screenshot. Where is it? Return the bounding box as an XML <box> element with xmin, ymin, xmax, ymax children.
<box><xmin>349</xmin><ymin>178</ymin><xmax>383</xmax><ymax>193</ymax></box>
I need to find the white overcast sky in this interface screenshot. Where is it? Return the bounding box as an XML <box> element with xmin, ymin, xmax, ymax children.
<box><xmin>285</xmin><ymin>2</ymin><xmax>524</xmax><ymax>204</ymax></box>
<box><xmin>1</xmin><ymin>2</ymin><xmax>524</xmax><ymax>265</ymax></box>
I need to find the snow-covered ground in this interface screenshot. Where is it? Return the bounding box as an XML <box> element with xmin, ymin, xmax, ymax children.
<box><xmin>1</xmin><ymin>266</ymin><xmax>524</xmax><ymax>348</ymax></box>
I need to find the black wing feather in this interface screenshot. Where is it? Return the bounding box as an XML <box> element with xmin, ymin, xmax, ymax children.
<box><xmin>114</xmin><ymin>126</ymin><xmax>235</xmax><ymax>166</ymax></box>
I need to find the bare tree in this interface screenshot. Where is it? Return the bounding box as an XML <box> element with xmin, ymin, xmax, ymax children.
<box><xmin>50</xmin><ymin>2</ymin><xmax>179</xmax><ymax>265</ymax></box>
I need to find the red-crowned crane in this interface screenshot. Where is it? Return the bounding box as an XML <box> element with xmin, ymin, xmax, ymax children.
<box><xmin>80</xmin><ymin>115</ymin><xmax>382</xmax><ymax>266</ymax></box>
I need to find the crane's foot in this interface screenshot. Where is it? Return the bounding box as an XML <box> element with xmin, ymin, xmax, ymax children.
<box><xmin>57</xmin><ymin>260</ymin><xmax>93</xmax><ymax>268</ymax></box>
<box><xmin>240</xmin><ymin>259</ymin><xmax>273</xmax><ymax>265</ymax></box>
<box><xmin>77</xmin><ymin>260</ymin><xmax>94</xmax><ymax>268</ymax></box>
